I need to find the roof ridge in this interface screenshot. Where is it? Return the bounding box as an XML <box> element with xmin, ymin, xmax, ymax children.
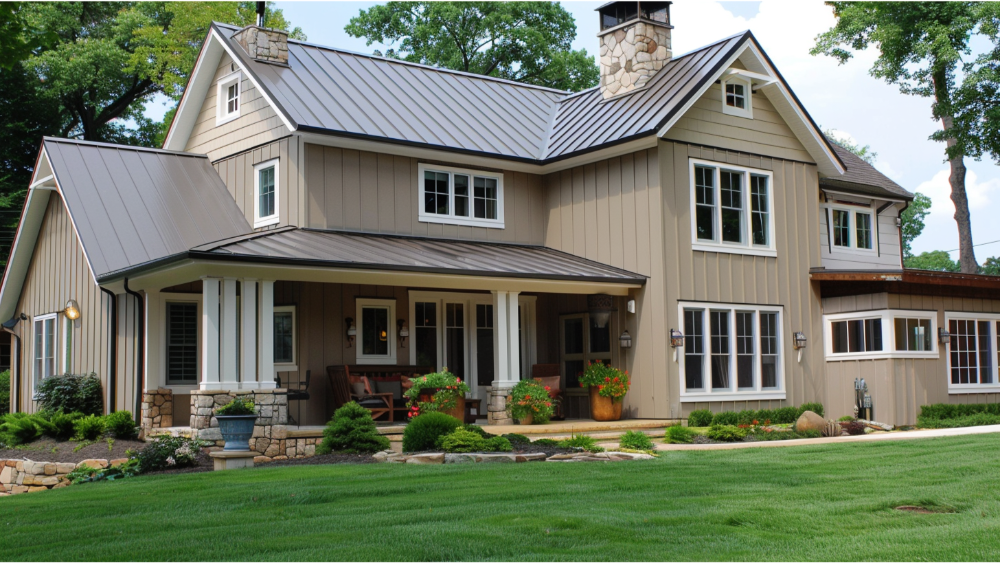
<box><xmin>213</xmin><ymin>21</ymin><xmax>571</xmax><ymax>96</ymax></box>
<box><xmin>43</xmin><ymin>137</ymin><xmax>208</xmax><ymax>158</ymax></box>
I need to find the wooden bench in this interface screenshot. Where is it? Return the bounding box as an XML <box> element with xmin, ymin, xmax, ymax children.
<box><xmin>327</xmin><ymin>365</ymin><xmax>434</xmax><ymax>422</ymax></box>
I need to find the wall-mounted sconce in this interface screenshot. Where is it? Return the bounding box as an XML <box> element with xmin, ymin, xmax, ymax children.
<box><xmin>345</xmin><ymin>317</ymin><xmax>356</xmax><ymax>348</ymax></box>
<box><xmin>64</xmin><ymin>299</ymin><xmax>80</xmax><ymax>321</ymax></box>
<box><xmin>938</xmin><ymin>326</ymin><xmax>952</xmax><ymax>345</ymax></box>
<box><xmin>793</xmin><ymin>331</ymin><xmax>807</xmax><ymax>363</ymax></box>
<box><xmin>619</xmin><ymin>330</ymin><xmax>632</xmax><ymax>349</ymax></box>
<box><xmin>398</xmin><ymin>319</ymin><xmax>409</xmax><ymax>348</ymax></box>
<box><xmin>669</xmin><ymin>329</ymin><xmax>685</xmax><ymax>361</ymax></box>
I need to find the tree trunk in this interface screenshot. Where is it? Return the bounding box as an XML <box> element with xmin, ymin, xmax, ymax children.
<box><xmin>942</xmin><ymin>115</ymin><xmax>978</xmax><ymax>273</ymax></box>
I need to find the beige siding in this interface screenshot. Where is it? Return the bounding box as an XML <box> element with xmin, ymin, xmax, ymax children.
<box><xmin>818</xmin><ymin>200</ymin><xmax>903</xmax><ymax>270</ymax></box>
<box><xmin>543</xmin><ymin>142</ymin><xmax>825</xmax><ymax>419</ymax></box>
<box><xmin>185</xmin><ymin>53</ymin><xmax>291</xmax><ymax>161</ymax></box>
<box><xmin>13</xmin><ymin>195</ymin><xmax>138</xmax><ymax>414</ymax></box>
<box><xmin>662</xmin><ymin>82</ymin><xmax>814</xmax><ymax>163</ymax></box>
<box><xmin>213</xmin><ymin>137</ymin><xmax>301</xmax><ymax>229</ymax></box>
<box><xmin>822</xmin><ymin>292</ymin><xmax>1000</xmax><ymax>425</ymax></box>
<box><xmin>302</xmin><ymin>144</ymin><xmax>547</xmax><ymax>244</ymax></box>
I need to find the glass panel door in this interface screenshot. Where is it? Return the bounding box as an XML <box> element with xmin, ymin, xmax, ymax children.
<box><xmin>414</xmin><ymin>302</ymin><xmax>438</xmax><ymax>369</ymax></box>
<box><xmin>445</xmin><ymin>303</ymin><xmax>465</xmax><ymax>380</ymax></box>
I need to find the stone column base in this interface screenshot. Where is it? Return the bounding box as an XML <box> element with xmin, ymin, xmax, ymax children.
<box><xmin>190</xmin><ymin>389</ymin><xmax>290</xmax><ymax>460</ymax></box>
<box><xmin>210</xmin><ymin>450</ymin><xmax>256</xmax><ymax>470</ymax></box>
<box><xmin>487</xmin><ymin>386</ymin><xmax>513</xmax><ymax>425</ymax></box>
<box><xmin>141</xmin><ymin>388</ymin><xmax>173</xmax><ymax>431</ymax></box>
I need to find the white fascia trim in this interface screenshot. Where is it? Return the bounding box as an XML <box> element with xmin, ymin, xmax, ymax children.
<box><xmin>681</xmin><ymin>392</ymin><xmax>786</xmax><ymax>403</ymax></box>
<box><xmin>822</xmin><ymin>189</ymin><xmax>908</xmax><ymax>205</ymax></box>
<box><xmin>657</xmin><ymin>43</ymin><xmax>750</xmax><ymax>140</ymax></box>
<box><xmin>212</xmin><ymin>28</ymin><xmax>295</xmax><ymax>132</ymax></box>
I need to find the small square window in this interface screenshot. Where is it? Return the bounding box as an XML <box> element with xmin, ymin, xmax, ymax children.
<box><xmin>726</xmin><ymin>83</ymin><xmax>745</xmax><ymax>109</ymax></box>
<box><xmin>721</xmin><ymin>76</ymin><xmax>752</xmax><ymax>119</ymax></box>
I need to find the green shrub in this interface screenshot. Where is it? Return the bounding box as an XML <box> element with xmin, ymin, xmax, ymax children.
<box><xmin>917</xmin><ymin>412</ymin><xmax>1000</xmax><ymax>429</ymax></box>
<box><xmin>798</xmin><ymin>402</ymin><xmax>824</xmax><ymax>418</ymax></box>
<box><xmin>532</xmin><ymin>438</ymin><xmax>560</xmax><ymax>447</ymax></box>
<box><xmin>502</xmin><ymin>433</ymin><xmax>530</xmax><ymax>445</ymax></box>
<box><xmin>484</xmin><ymin>436</ymin><xmax>513</xmax><ymax>452</ymax></box>
<box><xmin>438</xmin><ymin>428</ymin><xmax>487</xmax><ymax>452</ymax></box>
<box><xmin>317</xmin><ymin>402</ymin><xmax>390</xmax><ymax>454</ymax></box>
<box><xmin>919</xmin><ymin>403</ymin><xmax>1000</xmax><ymax>421</ymax></box>
<box><xmin>104</xmin><ymin>411</ymin><xmax>137</xmax><ymax>440</ymax></box>
<box><xmin>754</xmin><ymin>429</ymin><xmax>818</xmax><ymax>441</ymax></box>
<box><xmin>73</xmin><ymin>414</ymin><xmax>105</xmax><ymax>440</ymax></box>
<box><xmin>711</xmin><ymin>411</ymin><xmax>739</xmax><ymax>426</ymax></box>
<box><xmin>688</xmin><ymin>409</ymin><xmax>713</xmax><ymax>427</ymax></box>
<box><xmin>619</xmin><ymin>430</ymin><xmax>654</xmax><ymax>451</ymax></box>
<box><xmin>507</xmin><ymin>378</ymin><xmax>556</xmax><ymax>423</ymax></box>
<box><xmin>35</xmin><ymin>373</ymin><xmax>103</xmax><ymax>416</ymax></box>
<box><xmin>558</xmin><ymin>434</ymin><xmax>603</xmax><ymax>452</ymax></box>
<box><xmin>0</xmin><ymin>413</ymin><xmax>41</xmax><ymax>445</ymax></box>
<box><xmin>68</xmin><ymin>458</ymin><xmax>140</xmax><ymax>484</ymax></box>
<box><xmin>707</xmin><ymin>425</ymin><xmax>747</xmax><ymax>442</ymax></box>
<box><xmin>39</xmin><ymin>410</ymin><xmax>81</xmax><ymax>441</ymax></box>
<box><xmin>215</xmin><ymin>398</ymin><xmax>255</xmax><ymax>416</ymax></box>
<box><xmin>838</xmin><ymin>415</ymin><xmax>856</xmax><ymax>422</ymax></box>
<box><xmin>665</xmin><ymin>425</ymin><xmax>695</xmax><ymax>444</ymax></box>
<box><xmin>461</xmin><ymin>424</ymin><xmax>493</xmax><ymax>439</ymax></box>
<box><xmin>134</xmin><ymin>436</ymin><xmax>200</xmax><ymax>473</ymax></box>
<box><xmin>773</xmin><ymin>406</ymin><xmax>799</xmax><ymax>424</ymax></box>
<box><xmin>0</xmin><ymin>369</ymin><xmax>9</xmax><ymax>415</ymax></box>
<box><xmin>402</xmin><ymin>411</ymin><xmax>460</xmax><ymax>452</ymax></box>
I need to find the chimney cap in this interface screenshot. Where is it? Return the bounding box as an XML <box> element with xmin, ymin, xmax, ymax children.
<box><xmin>256</xmin><ymin>1</ymin><xmax>265</xmax><ymax>27</ymax></box>
<box><xmin>597</xmin><ymin>1</ymin><xmax>672</xmax><ymax>32</ymax></box>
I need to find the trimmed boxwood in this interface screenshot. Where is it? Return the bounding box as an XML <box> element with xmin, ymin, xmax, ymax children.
<box><xmin>402</xmin><ymin>411</ymin><xmax>461</xmax><ymax>452</ymax></box>
<box><xmin>317</xmin><ymin>401</ymin><xmax>390</xmax><ymax>454</ymax></box>
<box><xmin>711</xmin><ymin>411</ymin><xmax>739</xmax><ymax>426</ymax></box>
<box><xmin>688</xmin><ymin>409</ymin><xmax>713</xmax><ymax>427</ymax></box>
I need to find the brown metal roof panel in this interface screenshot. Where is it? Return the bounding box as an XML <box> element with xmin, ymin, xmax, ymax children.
<box><xmin>95</xmin><ymin>149</ymin><xmax>172</xmax><ymax>262</ymax></box>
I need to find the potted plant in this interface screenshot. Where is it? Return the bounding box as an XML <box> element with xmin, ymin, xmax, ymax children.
<box><xmin>507</xmin><ymin>379</ymin><xmax>555</xmax><ymax>425</ymax></box>
<box><xmin>214</xmin><ymin>398</ymin><xmax>257</xmax><ymax>451</ymax></box>
<box><xmin>403</xmin><ymin>368</ymin><xmax>470</xmax><ymax>422</ymax></box>
<box><xmin>579</xmin><ymin>362</ymin><xmax>630</xmax><ymax>421</ymax></box>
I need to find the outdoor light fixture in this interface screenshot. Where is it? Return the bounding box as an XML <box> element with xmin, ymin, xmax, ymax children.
<box><xmin>64</xmin><ymin>299</ymin><xmax>80</xmax><ymax>321</ymax></box>
<box><xmin>587</xmin><ymin>294</ymin><xmax>614</xmax><ymax>329</ymax></box>
<box><xmin>619</xmin><ymin>330</ymin><xmax>632</xmax><ymax>349</ymax></box>
<box><xmin>670</xmin><ymin>329</ymin><xmax>685</xmax><ymax>348</ymax></box>
<box><xmin>345</xmin><ymin>317</ymin><xmax>356</xmax><ymax>347</ymax></box>
<box><xmin>939</xmin><ymin>326</ymin><xmax>952</xmax><ymax>345</ymax></box>
<box><xmin>379</xmin><ymin>328</ymin><xmax>388</xmax><ymax>342</ymax></box>
<box><xmin>793</xmin><ymin>331</ymin><xmax>807</xmax><ymax>363</ymax></box>
<box><xmin>398</xmin><ymin>319</ymin><xmax>409</xmax><ymax>348</ymax></box>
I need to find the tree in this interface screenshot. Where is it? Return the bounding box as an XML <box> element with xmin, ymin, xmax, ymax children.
<box><xmin>824</xmin><ymin>129</ymin><xmax>877</xmax><ymax>164</ymax></box>
<box><xmin>812</xmin><ymin>2</ymin><xmax>995</xmax><ymax>274</ymax></box>
<box><xmin>900</xmin><ymin>192</ymin><xmax>932</xmax><ymax>260</ymax></box>
<box><xmin>906</xmin><ymin>250</ymin><xmax>960</xmax><ymax>272</ymax></box>
<box><xmin>980</xmin><ymin>256</ymin><xmax>1000</xmax><ymax>276</ymax></box>
<box><xmin>345</xmin><ymin>2</ymin><xmax>598</xmax><ymax>92</ymax></box>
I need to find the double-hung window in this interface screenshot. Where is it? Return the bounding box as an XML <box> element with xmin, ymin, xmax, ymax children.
<box><xmin>690</xmin><ymin>159</ymin><xmax>775</xmax><ymax>256</ymax></box>
<box><xmin>274</xmin><ymin>306</ymin><xmax>296</xmax><ymax>368</ymax></box>
<box><xmin>33</xmin><ymin>314</ymin><xmax>58</xmax><ymax>390</ymax></box>
<box><xmin>826</xmin><ymin>204</ymin><xmax>875</xmax><ymax>251</ymax></box>
<box><xmin>825</xmin><ymin>310</ymin><xmax>937</xmax><ymax>360</ymax></box>
<box><xmin>216</xmin><ymin>72</ymin><xmax>241</xmax><ymax>125</ymax></box>
<box><xmin>417</xmin><ymin>164</ymin><xmax>504</xmax><ymax>228</ymax></box>
<box><xmin>680</xmin><ymin>302</ymin><xmax>783</xmax><ymax>401</ymax></box>
<box><xmin>944</xmin><ymin>312</ymin><xmax>1000</xmax><ymax>393</ymax></box>
<box><xmin>254</xmin><ymin>159</ymin><xmax>279</xmax><ymax>228</ymax></box>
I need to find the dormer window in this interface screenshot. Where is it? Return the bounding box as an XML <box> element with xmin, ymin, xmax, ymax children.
<box><xmin>216</xmin><ymin>71</ymin><xmax>242</xmax><ymax>126</ymax></box>
<box><xmin>721</xmin><ymin>76</ymin><xmax>752</xmax><ymax>119</ymax></box>
<box><xmin>417</xmin><ymin>164</ymin><xmax>504</xmax><ymax>229</ymax></box>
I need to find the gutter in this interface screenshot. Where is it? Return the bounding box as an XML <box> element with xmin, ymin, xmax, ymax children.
<box><xmin>100</xmin><ymin>287</ymin><xmax>117</xmax><ymax>413</ymax></box>
<box><xmin>123</xmin><ymin>279</ymin><xmax>144</xmax><ymax>424</ymax></box>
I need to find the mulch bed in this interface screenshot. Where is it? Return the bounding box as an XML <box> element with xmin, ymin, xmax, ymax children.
<box><xmin>0</xmin><ymin>438</ymin><xmax>146</xmax><ymax>464</ymax></box>
<box><xmin>510</xmin><ymin>443</ymin><xmax>573</xmax><ymax>456</ymax></box>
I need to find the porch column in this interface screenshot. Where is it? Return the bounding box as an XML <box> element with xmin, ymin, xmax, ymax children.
<box><xmin>506</xmin><ymin>291</ymin><xmax>521</xmax><ymax>384</ymax></box>
<box><xmin>491</xmin><ymin>290</ymin><xmax>509</xmax><ymax>388</ymax></box>
<box><xmin>201</xmin><ymin>277</ymin><xmax>221</xmax><ymax>390</ymax></box>
<box><xmin>488</xmin><ymin>290</ymin><xmax>520</xmax><ymax>425</ymax></box>
<box><xmin>221</xmin><ymin>278</ymin><xmax>238</xmax><ymax>388</ymax></box>
<box><xmin>259</xmin><ymin>280</ymin><xmax>275</xmax><ymax>389</ymax></box>
<box><xmin>241</xmin><ymin>279</ymin><xmax>258</xmax><ymax>388</ymax></box>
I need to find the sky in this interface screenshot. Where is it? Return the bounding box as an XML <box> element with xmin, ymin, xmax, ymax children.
<box><xmin>145</xmin><ymin>0</ymin><xmax>1000</xmax><ymax>259</ymax></box>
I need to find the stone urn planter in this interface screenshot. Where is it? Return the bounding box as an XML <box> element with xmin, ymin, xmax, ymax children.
<box><xmin>589</xmin><ymin>387</ymin><xmax>623</xmax><ymax>422</ymax></box>
<box><xmin>216</xmin><ymin>414</ymin><xmax>257</xmax><ymax>451</ymax></box>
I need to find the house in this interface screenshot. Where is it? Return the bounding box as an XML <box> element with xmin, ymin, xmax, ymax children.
<box><xmin>3</xmin><ymin>2</ymin><xmax>999</xmax><ymax>447</ymax></box>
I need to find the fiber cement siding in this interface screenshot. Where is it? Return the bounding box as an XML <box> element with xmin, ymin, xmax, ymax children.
<box><xmin>213</xmin><ymin>137</ymin><xmax>301</xmax><ymax>230</ymax></box>
<box><xmin>818</xmin><ymin>202</ymin><xmax>902</xmax><ymax>270</ymax></box>
<box><xmin>185</xmin><ymin>53</ymin><xmax>291</xmax><ymax>161</ymax></box>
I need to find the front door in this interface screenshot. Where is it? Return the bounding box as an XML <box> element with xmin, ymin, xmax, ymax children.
<box><xmin>560</xmin><ymin>312</ymin><xmax>615</xmax><ymax>418</ymax></box>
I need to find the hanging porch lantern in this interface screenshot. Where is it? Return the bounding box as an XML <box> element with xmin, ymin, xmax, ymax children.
<box><xmin>587</xmin><ymin>294</ymin><xmax>614</xmax><ymax>328</ymax></box>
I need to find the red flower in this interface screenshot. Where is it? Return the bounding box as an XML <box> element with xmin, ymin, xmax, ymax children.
<box><xmin>598</xmin><ymin>385</ymin><xmax>604</xmax><ymax>390</ymax></box>
<box><xmin>544</xmin><ymin>386</ymin><xmax>551</xmax><ymax>391</ymax></box>
<box><xmin>580</xmin><ymin>382</ymin><xmax>584</xmax><ymax>387</ymax></box>
<box><xmin>545</xmin><ymin>402</ymin><xmax>551</xmax><ymax>407</ymax></box>
<box><xmin>753</xmin><ymin>419</ymin><xmax>759</xmax><ymax>425</ymax></box>
<box><xmin>613</xmin><ymin>377</ymin><xmax>619</xmax><ymax>382</ymax></box>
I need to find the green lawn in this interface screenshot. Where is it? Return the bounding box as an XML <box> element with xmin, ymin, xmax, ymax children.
<box><xmin>3</xmin><ymin>435</ymin><xmax>1000</xmax><ymax>561</ymax></box>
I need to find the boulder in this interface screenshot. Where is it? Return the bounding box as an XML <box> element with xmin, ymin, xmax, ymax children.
<box><xmin>474</xmin><ymin>454</ymin><xmax>515</xmax><ymax>463</ymax></box>
<box><xmin>405</xmin><ymin>453</ymin><xmax>444</xmax><ymax>464</ymax></box>
<box><xmin>77</xmin><ymin>459</ymin><xmax>109</xmax><ymax>470</ymax></box>
<box><xmin>795</xmin><ymin>411</ymin><xmax>827</xmax><ymax>433</ymax></box>
<box><xmin>515</xmin><ymin>453</ymin><xmax>547</xmax><ymax>463</ymax></box>
<box><xmin>444</xmin><ymin>454</ymin><xmax>477</xmax><ymax>464</ymax></box>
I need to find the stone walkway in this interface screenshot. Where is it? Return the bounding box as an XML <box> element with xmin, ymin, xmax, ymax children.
<box><xmin>596</xmin><ymin>424</ymin><xmax>1000</xmax><ymax>452</ymax></box>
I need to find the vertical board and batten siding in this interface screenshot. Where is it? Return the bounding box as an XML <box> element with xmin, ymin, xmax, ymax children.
<box><xmin>817</xmin><ymin>202</ymin><xmax>903</xmax><ymax>269</ymax></box>
<box><xmin>213</xmin><ymin>137</ymin><xmax>301</xmax><ymax>230</ymax></box>
<box><xmin>543</xmin><ymin>142</ymin><xmax>825</xmax><ymax>420</ymax></box>
<box><xmin>13</xmin><ymin>196</ymin><xmax>138</xmax><ymax>414</ymax></box>
<box><xmin>184</xmin><ymin>53</ymin><xmax>291</xmax><ymax>162</ymax></box>
<box><xmin>302</xmin><ymin>144</ymin><xmax>547</xmax><ymax>244</ymax></box>
<box><xmin>822</xmin><ymin>292</ymin><xmax>1000</xmax><ymax>425</ymax></box>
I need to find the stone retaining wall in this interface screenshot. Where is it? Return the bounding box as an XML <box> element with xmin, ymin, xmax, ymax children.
<box><xmin>0</xmin><ymin>458</ymin><xmax>127</xmax><ymax>496</ymax></box>
<box><xmin>141</xmin><ymin>388</ymin><xmax>173</xmax><ymax>430</ymax></box>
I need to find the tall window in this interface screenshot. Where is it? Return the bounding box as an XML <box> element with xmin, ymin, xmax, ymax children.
<box><xmin>561</xmin><ymin>313</ymin><xmax>613</xmax><ymax>389</ymax></box>
<box><xmin>828</xmin><ymin>205</ymin><xmax>877</xmax><ymax>251</ymax></box>
<box><xmin>33</xmin><ymin>314</ymin><xmax>57</xmax><ymax>389</ymax></box>
<box><xmin>832</xmin><ymin>209</ymin><xmax>850</xmax><ymax>247</ymax></box>
<box><xmin>274</xmin><ymin>306</ymin><xmax>296</xmax><ymax>366</ymax></box>
<box><xmin>254</xmin><ymin>159</ymin><xmax>279</xmax><ymax>228</ymax></box>
<box><xmin>357</xmin><ymin>299</ymin><xmax>396</xmax><ymax>364</ymax></box>
<box><xmin>417</xmin><ymin>164</ymin><xmax>504</xmax><ymax>228</ymax></box>
<box><xmin>216</xmin><ymin>72</ymin><xmax>242</xmax><ymax>125</ymax></box>
<box><xmin>445</xmin><ymin>303</ymin><xmax>465</xmax><ymax>379</ymax></box>
<box><xmin>856</xmin><ymin>212</ymin><xmax>873</xmax><ymax>249</ymax></box>
<box><xmin>414</xmin><ymin>302</ymin><xmax>438</xmax><ymax>368</ymax></box>
<box><xmin>949</xmin><ymin>319</ymin><xmax>992</xmax><ymax>386</ymax></box>
<box><xmin>690</xmin><ymin>160</ymin><xmax>774</xmax><ymax>255</ymax></box>
<box><xmin>680</xmin><ymin>303</ymin><xmax>784</xmax><ymax>400</ymax></box>
<box><xmin>475</xmin><ymin>304</ymin><xmax>494</xmax><ymax>387</ymax></box>
<box><xmin>166</xmin><ymin>303</ymin><xmax>198</xmax><ymax>385</ymax></box>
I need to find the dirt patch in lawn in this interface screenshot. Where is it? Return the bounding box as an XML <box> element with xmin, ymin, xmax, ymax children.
<box><xmin>0</xmin><ymin>438</ymin><xmax>146</xmax><ymax>464</ymax></box>
<box><xmin>895</xmin><ymin>504</ymin><xmax>957</xmax><ymax>514</ymax></box>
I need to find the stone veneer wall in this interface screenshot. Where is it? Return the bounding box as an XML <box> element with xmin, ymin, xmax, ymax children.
<box><xmin>599</xmin><ymin>20</ymin><xmax>672</xmax><ymax>99</ymax></box>
<box><xmin>141</xmin><ymin>388</ymin><xmax>173</xmax><ymax>430</ymax></box>
<box><xmin>189</xmin><ymin>389</ymin><xmax>311</xmax><ymax>462</ymax></box>
<box><xmin>487</xmin><ymin>386</ymin><xmax>513</xmax><ymax>425</ymax></box>
<box><xmin>231</xmin><ymin>25</ymin><xmax>288</xmax><ymax>65</ymax></box>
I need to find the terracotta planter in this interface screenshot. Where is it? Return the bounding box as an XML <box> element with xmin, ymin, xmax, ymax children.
<box><xmin>518</xmin><ymin>413</ymin><xmax>534</xmax><ymax>425</ymax></box>
<box><xmin>417</xmin><ymin>388</ymin><xmax>466</xmax><ymax>422</ymax></box>
<box><xmin>589</xmin><ymin>387</ymin><xmax>623</xmax><ymax>421</ymax></box>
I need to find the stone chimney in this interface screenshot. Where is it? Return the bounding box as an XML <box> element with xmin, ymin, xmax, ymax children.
<box><xmin>232</xmin><ymin>25</ymin><xmax>289</xmax><ymax>66</ymax></box>
<box><xmin>597</xmin><ymin>1</ymin><xmax>673</xmax><ymax>99</ymax></box>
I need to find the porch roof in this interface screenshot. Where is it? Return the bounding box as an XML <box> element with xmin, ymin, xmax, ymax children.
<box><xmin>186</xmin><ymin>227</ymin><xmax>647</xmax><ymax>284</ymax></box>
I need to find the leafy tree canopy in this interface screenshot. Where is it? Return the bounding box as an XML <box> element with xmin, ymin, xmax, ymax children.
<box><xmin>905</xmin><ymin>250</ymin><xmax>960</xmax><ymax>272</ymax></box>
<box><xmin>345</xmin><ymin>1</ymin><xmax>599</xmax><ymax>92</ymax></box>
<box><xmin>900</xmin><ymin>192</ymin><xmax>932</xmax><ymax>260</ymax></box>
<box><xmin>980</xmin><ymin>256</ymin><xmax>1000</xmax><ymax>276</ymax></box>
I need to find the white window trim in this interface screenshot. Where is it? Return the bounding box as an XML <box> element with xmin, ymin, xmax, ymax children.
<box><xmin>823</xmin><ymin>309</ymin><xmax>938</xmax><ymax>361</ymax></box>
<box><xmin>215</xmin><ymin>71</ymin><xmax>242</xmax><ymax>126</ymax></box>
<box><xmin>824</xmin><ymin>203</ymin><xmax>879</xmax><ymax>254</ymax></box>
<box><xmin>677</xmin><ymin>301</ymin><xmax>785</xmax><ymax>402</ymax></box>
<box><xmin>253</xmin><ymin>158</ymin><xmax>280</xmax><ymax>228</ymax></box>
<box><xmin>689</xmin><ymin>158</ymin><xmax>776</xmax><ymax>257</ymax></box>
<box><xmin>273</xmin><ymin>305</ymin><xmax>297</xmax><ymax>371</ymax></box>
<box><xmin>32</xmin><ymin>313</ymin><xmax>59</xmax><ymax>393</ymax></box>
<box><xmin>62</xmin><ymin>314</ymin><xmax>73</xmax><ymax>375</ymax></box>
<box><xmin>721</xmin><ymin>75</ymin><xmax>753</xmax><ymax>119</ymax></box>
<box><xmin>944</xmin><ymin>311</ymin><xmax>1000</xmax><ymax>394</ymax></box>
<box><xmin>160</xmin><ymin>294</ymin><xmax>202</xmax><ymax>391</ymax></box>
<box><xmin>417</xmin><ymin>163</ymin><xmax>505</xmax><ymax>229</ymax></box>
<box><xmin>356</xmin><ymin>298</ymin><xmax>397</xmax><ymax>365</ymax></box>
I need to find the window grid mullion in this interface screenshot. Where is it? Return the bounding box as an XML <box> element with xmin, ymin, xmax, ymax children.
<box><xmin>755</xmin><ymin>310</ymin><xmax>763</xmax><ymax>393</ymax></box>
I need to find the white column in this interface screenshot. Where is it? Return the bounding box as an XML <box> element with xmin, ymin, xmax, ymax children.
<box><xmin>201</xmin><ymin>277</ymin><xmax>220</xmax><ymax>390</ymax></box>
<box><xmin>221</xmin><ymin>278</ymin><xmax>238</xmax><ymax>388</ymax></box>
<box><xmin>143</xmin><ymin>288</ymin><xmax>158</xmax><ymax>392</ymax></box>
<box><xmin>507</xmin><ymin>291</ymin><xmax>521</xmax><ymax>385</ymax></box>
<box><xmin>259</xmin><ymin>280</ymin><xmax>275</xmax><ymax>389</ymax></box>
<box><xmin>241</xmin><ymin>279</ymin><xmax>257</xmax><ymax>389</ymax></box>
<box><xmin>492</xmin><ymin>291</ymin><xmax>510</xmax><ymax>389</ymax></box>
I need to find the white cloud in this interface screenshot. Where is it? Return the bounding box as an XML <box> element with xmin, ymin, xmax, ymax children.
<box><xmin>910</xmin><ymin>168</ymin><xmax>1000</xmax><ymax>256</ymax></box>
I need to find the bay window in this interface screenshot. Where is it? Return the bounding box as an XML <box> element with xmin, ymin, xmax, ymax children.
<box><xmin>825</xmin><ymin>310</ymin><xmax>937</xmax><ymax>360</ymax></box>
<box><xmin>690</xmin><ymin>159</ymin><xmax>775</xmax><ymax>256</ymax></box>
<box><xmin>680</xmin><ymin>302</ymin><xmax>784</xmax><ymax>401</ymax></box>
<box><xmin>417</xmin><ymin>164</ymin><xmax>504</xmax><ymax>228</ymax></box>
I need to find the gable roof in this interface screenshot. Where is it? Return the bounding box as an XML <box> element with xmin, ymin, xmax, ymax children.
<box><xmin>820</xmin><ymin>141</ymin><xmax>913</xmax><ymax>201</ymax></box>
<box><xmin>166</xmin><ymin>24</ymin><xmax>844</xmax><ymax>175</ymax></box>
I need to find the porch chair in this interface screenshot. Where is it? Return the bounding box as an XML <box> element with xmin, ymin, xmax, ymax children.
<box><xmin>327</xmin><ymin>365</ymin><xmax>394</xmax><ymax>422</ymax></box>
<box><xmin>532</xmin><ymin>364</ymin><xmax>564</xmax><ymax>420</ymax></box>
<box><xmin>275</xmin><ymin>371</ymin><xmax>311</xmax><ymax>426</ymax></box>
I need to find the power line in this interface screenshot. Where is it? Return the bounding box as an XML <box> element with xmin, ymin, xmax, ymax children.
<box><xmin>943</xmin><ymin>238</ymin><xmax>1000</xmax><ymax>253</ymax></box>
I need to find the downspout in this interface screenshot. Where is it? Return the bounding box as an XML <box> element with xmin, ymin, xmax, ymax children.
<box><xmin>2</xmin><ymin>313</ymin><xmax>25</xmax><ymax>413</ymax></box>
<box><xmin>123</xmin><ymin>279</ymin><xmax>144</xmax><ymax>424</ymax></box>
<box><xmin>100</xmin><ymin>287</ymin><xmax>118</xmax><ymax>413</ymax></box>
